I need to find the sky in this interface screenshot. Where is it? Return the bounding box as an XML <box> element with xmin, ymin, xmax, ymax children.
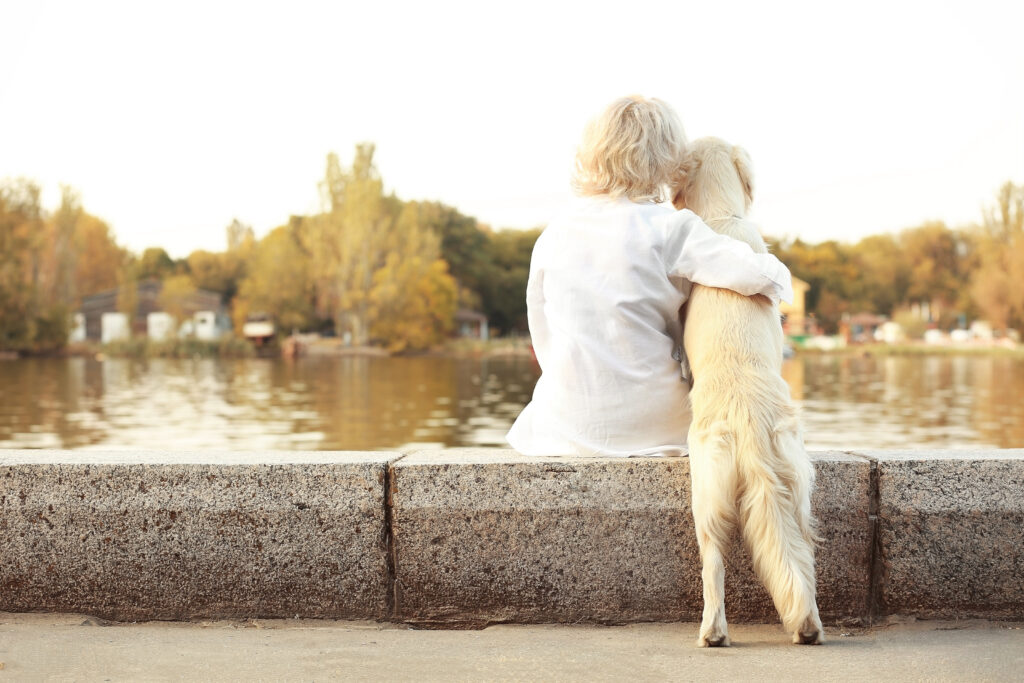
<box><xmin>2</xmin><ymin>0</ymin><xmax>1022</xmax><ymax>258</ymax></box>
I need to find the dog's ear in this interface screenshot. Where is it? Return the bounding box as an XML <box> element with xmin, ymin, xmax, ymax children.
<box><xmin>731</xmin><ymin>145</ymin><xmax>754</xmax><ymax>209</ymax></box>
<box><xmin>672</xmin><ymin>155</ymin><xmax>697</xmax><ymax>209</ymax></box>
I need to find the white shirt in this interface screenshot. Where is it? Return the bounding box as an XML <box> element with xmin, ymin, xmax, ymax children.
<box><xmin>506</xmin><ymin>196</ymin><xmax>793</xmax><ymax>457</ymax></box>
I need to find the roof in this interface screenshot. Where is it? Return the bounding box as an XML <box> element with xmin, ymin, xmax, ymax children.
<box><xmin>454</xmin><ymin>309</ymin><xmax>488</xmax><ymax>323</ymax></box>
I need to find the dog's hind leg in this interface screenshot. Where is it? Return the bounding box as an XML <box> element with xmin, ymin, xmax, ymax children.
<box><xmin>689</xmin><ymin>425</ymin><xmax>738</xmax><ymax>647</ymax></box>
<box><xmin>739</xmin><ymin>426</ymin><xmax>824</xmax><ymax>645</ymax></box>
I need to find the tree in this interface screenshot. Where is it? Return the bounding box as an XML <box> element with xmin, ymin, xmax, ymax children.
<box><xmin>158</xmin><ymin>274</ymin><xmax>198</xmax><ymax>325</ymax></box>
<box><xmin>413</xmin><ymin>200</ymin><xmax>491</xmax><ymax>309</ymax></box>
<box><xmin>226</xmin><ymin>218</ymin><xmax>255</xmax><ymax>252</ymax></box>
<box><xmin>478</xmin><ymin>228</ymin><xmax>541</xmax><ymax>334</ymax></box>
<box><xmin>74</xmin><ymin>213</ymin><xmax>124</xmax><ymax>297</ymax></box>
<box><xmin>236</xmin><ymin>225</ymin><xmax>315</xmax><ymax>333</ymax></box>
<box><xmin>770</xmin><ymin>238</ymin><xmax>851</xmax><ymax>332</ymax></box>
<box><xmin>49</xmin><ymin>185</ymin><xmax>80</xmax><ymax>307</ymax></box>
<box><xmin>0</xmin><ymin>178</ymin><xmax>73</xmax><ymax>351</ymax></box>
<box><xmin>847</xmin><ymin>234</ymin><xmax>910</xmax><ymax>316</ymax></box>
<box><xmin>368</xmin><ymin>202</ymin><xmax>458</xmax><ymax>351</ymax></box>
<box><xmin>116</xmin><ymin>259</ymin><xmax>139</xmax><ymax>320</ymax></box>
<box><xmin>0</xmin><ymin>179</ymin><xmax>44</xmax><ymax>349</ymax></box>
<box><xmin>972</xmin><ymin>182</ymin><xmax>1024</xmax><ymax>330</ymax></box>
<box><xmin>297</xmin><ymin>144</ymin><xmax>462</xmax><ymax>348</ymax></box>
<box><xmin>187</xmin><ymin>249</ymin><xmax>245</xmax><ymax>301</ymax></box>
<box><xmin>899</xmin><ymin>221</ymin><xmax>966</xmax><ymax>322</ymax></box>
<box><xmin>137</xmin><ymin>247</ymin><xmax>176</xmax><ymax>280</ymax></box>
<box><xmin>301</xmin><ymin>145</ymin><xmax>389</xmax><ymax>344</ymax></box>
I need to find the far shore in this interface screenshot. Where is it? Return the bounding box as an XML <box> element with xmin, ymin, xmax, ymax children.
<box><xmin>0</xmin><ymin>336</ymin><xmax>537</xmax><ymax>361</ymax></box>
<box><xmin>3</xmin><ymin>337</ymin><xmax>1021</xmax><ymax>361</ymax></box>
<box><xmin>795</xmin><ymin>342</ymin><xmax>1024</xmax><ymax>357</ymax></box>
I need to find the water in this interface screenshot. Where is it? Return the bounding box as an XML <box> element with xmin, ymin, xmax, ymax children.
<box><xmin>1</xmin><ymin>354</ymin><xmax>1023</xmax><ymax>452</ymax></box>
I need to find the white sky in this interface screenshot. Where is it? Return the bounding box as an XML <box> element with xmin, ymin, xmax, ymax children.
<box><xmin>2</xmin><ymin>0</ymin><xmax>1022</xmax><ymax>258</ymax></box>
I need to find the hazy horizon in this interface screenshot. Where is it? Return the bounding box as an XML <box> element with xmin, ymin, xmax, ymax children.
<box><xmin>3</xmin><ymin>0</ymin><xmax>1021</xmax><ymax>258</ymax></box>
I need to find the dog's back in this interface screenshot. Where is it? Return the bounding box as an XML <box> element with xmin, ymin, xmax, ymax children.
<box><xmin>676</xmin><ymin>138</ymin><xmax>822</xmax><ymax>647</ymax></box>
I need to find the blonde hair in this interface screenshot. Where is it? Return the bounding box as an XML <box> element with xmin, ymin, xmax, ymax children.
<box><xmin>572</xmin><ymin>95</ymin><xmax>688</xmax><ymax>203</ymax></box>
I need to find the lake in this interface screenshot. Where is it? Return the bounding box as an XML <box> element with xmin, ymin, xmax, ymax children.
<box><xmin>1</xmin><ymin>354</ymin><xmax>1023</xmax><ymax>452</ymax></box>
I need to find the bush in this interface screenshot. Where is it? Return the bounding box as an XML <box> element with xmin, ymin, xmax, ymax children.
<box><xmin>102</xmin><ymin>337</ymin><xmax>255</xmax><ymax>359</ymax></box>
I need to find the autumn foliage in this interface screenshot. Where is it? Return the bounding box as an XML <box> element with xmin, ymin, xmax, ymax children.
<box><xmin>2</xmin><ymin>154</ymin><xmax>1020</xmax><ymax>352</ymax></box>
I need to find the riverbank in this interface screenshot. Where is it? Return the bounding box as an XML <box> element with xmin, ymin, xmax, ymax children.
<box><xmin>795</xmin><ymin>342</ymin><xmax>1024</xmax><ymax>357</ymax></box>
<box><xmin>7</xmin><ymin>336</ymin><xmax>1021</xmax><ymax>361</ymax></box>
<box><xmin>11</xmin><ymin>336</ymin><xmax>533</xmax><ymax>360</ymax></box>
<box><xmin>2</xmin><ymin>614</ymin><xmax>1020</xmax><ymax>682</ymax></box>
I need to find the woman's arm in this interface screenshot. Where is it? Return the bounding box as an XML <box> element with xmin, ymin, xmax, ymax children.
<box><xmin>663</xmin><ymin>210</ymin><xmax>793</xmax><ymax>305</ymax></box>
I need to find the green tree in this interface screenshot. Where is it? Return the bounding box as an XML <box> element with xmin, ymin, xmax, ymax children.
<box><xmin>847</xmin><ymin>234</ymin><xmax>911</xmax><ymax>316</ymax></box>
<box><xmin>478</xmin><ymin>228</ymin><xmax>542</xmax><ymax>334</ymax></box>
<box><xmin>411</xmin><ymin>200</ymin><xmax>491</xmax><ymax>310</ymax></box>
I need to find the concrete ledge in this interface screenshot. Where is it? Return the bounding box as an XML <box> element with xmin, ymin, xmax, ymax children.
<box><xmin>1</xmin><ymin>448</ymin><xmax>1022</xmax><ymax>624</ymax></box>
<box><xmin>390</xmin><ymin>449</ymin><xmax>872</xmax><ymax>625</ymax></box>
<box><xmin>863</xmin><ymin>449</ymin><xmax>1024</xmax><ymax>619</ymax></box>
<box><xmin>0</xmin><ymin>450</ymin><xmax>400</xmax><ymax>620</ymax></box>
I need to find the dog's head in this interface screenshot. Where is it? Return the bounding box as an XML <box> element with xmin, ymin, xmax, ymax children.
<box><xmin>671</xmin><ymin>137</ymin><xmax>754</xmax><ymax>219</ymax></box>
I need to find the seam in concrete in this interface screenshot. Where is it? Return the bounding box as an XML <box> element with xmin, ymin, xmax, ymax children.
<box><xmin>862</xmin><ymin>453</ymin><xmax>883</xmax><ymax>625</ymax></box>
<box><xmin>383</xmin><ymin>455</ymin><xmax>405</xmax><ymax>619</ymax></box>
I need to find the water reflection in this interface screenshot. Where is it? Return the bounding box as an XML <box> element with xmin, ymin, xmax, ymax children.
<box><xmin>789</xmin><ymin>354</ymin><xmax>1024</xmax><ymax>449</ymax></box>
<box><xmin>0</xmin><ymin>356</ymin><xmax>539</xmax><ymax>451</ymax></box>
<box><xmin>1</xmin><ymin>354</ymin><xmax>1022</xmax><ymax>451</ymax></box>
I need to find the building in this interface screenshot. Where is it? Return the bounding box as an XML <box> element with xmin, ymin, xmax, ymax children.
<box><xmin>454</xmin><ymin>309</ymin><xmax>489</xmax><ymax>341</ymax></box>
<box><xmin>78</xmin><ymin>280</ymin><xmax>225</xmax><ymax>341</ymax></box>
<box><xmin>840</xmin><ymin>313</ymin><xmax>889</xmax><ymax>344</ymax></box>
<box><xmin>779</xmin><ymin>276</ymin><xmax>813</xmax><ymax>336</ymax></box>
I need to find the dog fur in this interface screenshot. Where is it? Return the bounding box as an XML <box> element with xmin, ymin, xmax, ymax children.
<box><xmin>673</xmin><ymin>137</ymin><xmax>823</xmax><ymax>647</ymax></box>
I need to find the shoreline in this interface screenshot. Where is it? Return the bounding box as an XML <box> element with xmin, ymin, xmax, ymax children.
<box><xmin>794</xmin><ymin>342</ymin><xmax>1024</xmax><ymax>357</ymax></box>
<box><xmin>4</xmin><ymin>338</ymin><xmax>1021</xmax><ymax>361</ymax></box>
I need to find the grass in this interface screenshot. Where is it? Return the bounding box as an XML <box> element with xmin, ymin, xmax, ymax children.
<box><xmin>97</xmin><ymin>337</ymin><xmax>257</xmax><ymax>359</ymax></box>
<box><xmin>441</xmin><ymin>337</ymin><xmax>534</xmax><ymax>357</ymax></box>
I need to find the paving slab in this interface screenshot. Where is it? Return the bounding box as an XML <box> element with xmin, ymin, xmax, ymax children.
<box><xmin>862</xmin><ymin>449</ymin><xmax>1024</xmax><ymax>619</ymax></box>
<box><xmin>0</xmin><ymin>450</ymin><xmax>401</xmax><ymax>620</ymax></box>
<box><xmin>390</xmin><ymin>449</ymin><xmax>872</xmax><ymax>625</ymax></box>
<box><xmin>1</xmin><ymin>612</ymin><xmax>1021</xmax><ymax>682</ymax></box>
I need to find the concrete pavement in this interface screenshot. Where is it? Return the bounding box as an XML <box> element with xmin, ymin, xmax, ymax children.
<box><xmin>1</xmin><ymin>613</ymin><xmax>1022</xmax><ymax>682</ymax></box>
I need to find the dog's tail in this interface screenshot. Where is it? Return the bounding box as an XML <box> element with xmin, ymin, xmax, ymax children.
<box><xmin>736</xmin><ymin>410</ymin><xmax>818</xmax><ymax>632</ymax></box>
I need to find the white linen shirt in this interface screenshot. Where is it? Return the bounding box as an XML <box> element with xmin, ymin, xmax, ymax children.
<box><xmin>506</xmin><ymin>196</ymin><xmax>793</xmax><ymax>457</ymax></box>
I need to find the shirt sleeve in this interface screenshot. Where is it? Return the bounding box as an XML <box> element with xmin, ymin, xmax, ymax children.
<box><xmin>663</xmin><ymin>209</ymin><xmax>794</xmax><ymax>305</ymax></box>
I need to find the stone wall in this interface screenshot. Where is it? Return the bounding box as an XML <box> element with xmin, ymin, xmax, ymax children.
<box><xmin>1</xmin><ymin>449</ymin><xmax>1022</xmax><ymax>625</ymax></box>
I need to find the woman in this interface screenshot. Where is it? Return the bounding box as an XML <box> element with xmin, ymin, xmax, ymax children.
<box><xmin>506</xmin><ymin>95</ymin><xmax>793</xmax><ymax>457</ymax></box>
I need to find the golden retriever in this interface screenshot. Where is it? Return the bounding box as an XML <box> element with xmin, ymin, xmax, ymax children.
<box><xmin>673</xmin><ymin>137</ymin><xmax>823</xmax><ymax>646</ymax></box>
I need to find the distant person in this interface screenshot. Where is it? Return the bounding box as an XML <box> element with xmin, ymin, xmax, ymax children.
<box><xmin>506</xmin><ymin>95</ymin><xmax>793</xmax><ymax>457</ymax></box>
